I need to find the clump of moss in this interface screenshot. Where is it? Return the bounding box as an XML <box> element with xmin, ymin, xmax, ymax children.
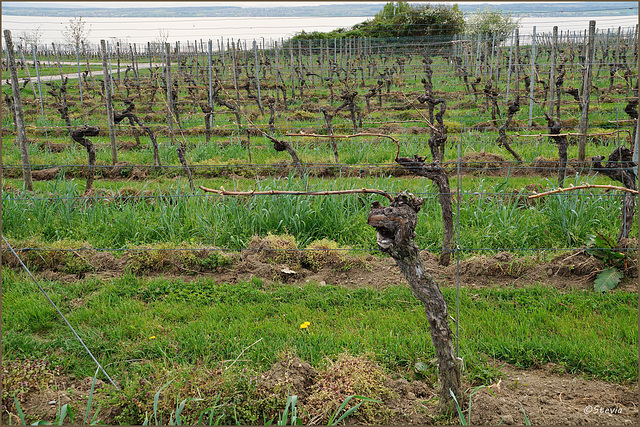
<box><xmin>301</xmin><ymin>239</ymin><xmax>351</xmax><ymax>272</ymax></box>
<box><xmin>302</xmin><ymin>353</ymin><xmax>395</xmax><ymax>424</ymax></box>
<box><xmin>291</xmin><ymin>110</ymin><xmax>316</xmax><ymax>121</ymax></box>
<box><xmin>246</xmin><ymin>234</ymin><xmax>300</xmax><ymax>265</ymax></box>
<box><xmin>126</xmin><ymin>243</ymin><xmax>232</xmax><ymax>275</ymax></box>
<box><xmin>2</xmin><ymin>238</ymin><xmax>95</xmax><ymax>274</ymax></box>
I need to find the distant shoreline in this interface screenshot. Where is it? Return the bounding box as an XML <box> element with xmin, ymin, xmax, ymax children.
<box><xmin>2</xmin><ymin>2</ymin><xmax>638</xmax><ymax>18</ymax></box>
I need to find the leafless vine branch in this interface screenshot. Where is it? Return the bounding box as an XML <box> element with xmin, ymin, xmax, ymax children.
<box><xmin>528</xmin><ymin>183</ymin><xmax>638</xmax><ymax>199</ymax></box>
<box><xmin>200</xmin><ymin>185</ymin><xmax>394</xmax><ymax>202</ymax></box>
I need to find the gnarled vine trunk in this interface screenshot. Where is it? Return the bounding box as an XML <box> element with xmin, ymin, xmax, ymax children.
<box><xmin>545</xmin><ymin>114</ymin><xmax>569</xmax><ymax>188</ymax></box>
<box><xmin>590</xmin><ymin>147</ymin><xmax>637</xmax><ymax>244</ymax></box>
<box><xmin>71</xmin><ymin>126</ymin><xmax>99</xmax><ymax>193</ymax></box>
<box><xmin>368</xmin><ymin>192</ymin><xmax>461</xmax><ymax>414</ymax></box>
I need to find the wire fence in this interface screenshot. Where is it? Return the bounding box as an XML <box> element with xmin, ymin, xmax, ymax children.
<box><xmin>1</xmin><ymin>25</ymin><xmax>638</xmax><ymax>259</ymax></box>
<box><xmin>1</xmin><ymin>20</ymin><xmax>638</xmax><ymax>409</ymax></box>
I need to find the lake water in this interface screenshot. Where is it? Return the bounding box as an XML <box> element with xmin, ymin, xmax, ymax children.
<box><xmin>2</xmin><ymin>14</ymin><xmax>637</xmax><ymax>47</ymax></box>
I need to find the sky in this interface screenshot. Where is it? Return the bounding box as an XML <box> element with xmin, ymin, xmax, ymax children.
<box><xmin>7</xmin><ymin>1</ymin><xmax>505</xmax><ymax>8</ymax></box>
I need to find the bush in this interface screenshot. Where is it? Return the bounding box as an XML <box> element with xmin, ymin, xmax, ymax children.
<box><xmin>466</xmin><ymin>6</ymin><xmax>520</xmax><ymax>44</ymax></box>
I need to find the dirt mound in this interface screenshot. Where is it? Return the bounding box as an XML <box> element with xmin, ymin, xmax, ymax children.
<box><xmin>103</xmin><ymin>161</ymin><xmax>147</xmax><ymax>180</ymax></box>
<box><xmin>258</xmin><ymin>354</ymin><xmax>639</xmax><ymax>426</ymax></box>
<box><xmin>259</xmin><ymin>355</ymin><xmax>318</xmax><ymax>399</ymax></box>
<box><xmin>117</xmin><ymin>141</ymin><xmax>139</xmax><ymax>151</ymax></box>
<box><xmin>31</xmin><ymin>167</ymin><xmax>60</xmax><ymax>181</ymax></box>
<box><xmin>445</xmin><ymin>151</ymin><xmax>507</xmax><ymax>174</ymax></box>
<box><xmin>405</xmin><ymin>126</ymin><xmax>431</xmax><ymax>135</ymax></box>
<box><xmin>440</xmin><ymin>250</ymin><xmax>637</xmax><ymax>292</ymax></box>
<box><xmin>245</xmin><ymin>234</ymin><xmax>300</xmax><ymax>265</ymax></box>
<box><xmin>38</xmin><ymin>142</ymin><xmax>68</xmax><ymax>152</ymax></box>
<box><xmin>532</xmin><ymin>156</ymin><xmax>558</xmax><ymax>175</ymax></box>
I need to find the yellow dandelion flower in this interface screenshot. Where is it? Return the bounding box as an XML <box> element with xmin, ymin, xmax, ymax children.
<box><xmin>149</xmin><ymin>336</ymin><xmax>157</xmax><ymax>339</ymax></box>
<box><xmin>300</xmin><ymin>322</ymin><xmax>311</xmax><ymax>329</ymax></box>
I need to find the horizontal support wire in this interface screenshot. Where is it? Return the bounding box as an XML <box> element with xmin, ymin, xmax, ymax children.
<box><xmin>1</xmin><ymin>160</ymin><xmax>634</xmax><ymax>169</ymax></box>
<box><xmin>1</xmin><ymin>190</ymin><xmax>633</xmax><ymax>203</ymax></box>
<box><xmin>2</xmin><ymin>246</ymin><xmax>636</xmax><ymax>254</ymax></box>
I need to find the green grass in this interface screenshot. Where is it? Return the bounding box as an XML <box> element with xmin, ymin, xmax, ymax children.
<box><xmin>2</xmin><ymin>270</ymin><xmax>637</xmax><ymax>386</ymax></box>
<box><xmin>2</xmin><ymin>172</ymin><xmax>635</xmax><ymax>254</ymax></box>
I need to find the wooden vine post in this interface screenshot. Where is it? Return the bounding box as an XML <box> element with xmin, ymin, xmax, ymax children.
<box><xmin>368</xmin><ymin>192</ymin><xmax>461</xmax><ymax>414</ymax></box>
<box><xmin>548</xmin><ymin>26</ymin><xmax>558</xmax><ymax>118</ymax></box>
<box><xmin>165</xmin><ymin>42</ymin><xmax>177</xmax><ymax>138</ymax></box>
<box><xmin>528</xmin><ymin>26</ymin><xmax>536</xmax><ymax>127</ymax></box>
<box><xmin>514</xmin><ymin>29</ymin><xmax>520</xmax><ymax>98</ymax></box>
<box><xmin>3</xmin><ymin>30</ymin><xmax>33</xmax><ymax>191</ymax></box>
<box><xmin>577</xmin><ymin>20</ymin><xmax>596</xmax><ymax>163</ymax></box>
<box><xmin>100</xmin><ymin>39</ymin><xmax>118</xmax><ymax>165</ymax></box>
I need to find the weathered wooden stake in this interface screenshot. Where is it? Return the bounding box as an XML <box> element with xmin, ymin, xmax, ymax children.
<box><xmin>76</xmin><ymin>44</ymin><xmax>84</xmax><ymax>106</ymax></box>
<box><xmin>505</xmin><ymin>31</ymin><xmax>515</xmax><ymax>103</ymax></box>
<box><xmin>18</xmin><ymin>48</ymin><xmax>37</xmax><ymax>100</ymax></box>
<box><xmin>208</xmin><ymin>39</ymin><xmax>215</xmax><ymax>139</ymax></box>
<box><xmin>4</xmin><ymin>29</ymin><xmax>33</xmax><ymax>191</ymax></box>
<box><xmin>100</xmin><ymin>39</ymin><xmax>118</xmax><ymax>164</ymax></box>
<box><xmin>165</xmin><ymin>42</ymin><xmax>178</xmax><ymax>139</ymax></box>
<box><xmin>548</xmin><ymin>26</ymin><xmax>558</xmax><ymax>117</ymax></box>
<box><xmin>51</xmin><ymin>42</ymin><xmax>64</xmax><ymax>81</ymax></box>
<box><xmin>529</xmin><ymin>26</ymin><xmax>537</xmax><ymax>127</ymax></box>
<box><xmin>106</xmin><ymin>41</ymin><xmax>115</xmax><ymax>95</ymax></box>
<box><xmin>31</xmin><ymin>45</ymin><xmax>46</xmax><ymax>127</ymax></box>
<box><xmin>253</xmin><ymin>40</ymin><xmax>263</xmax><ymax>115</ymax></box>
<box><xmin>514</xmin><ymin>29</ymin><xmax>520</xmax><ymax>97</ymax></box>
<box><xmin>231</xmin><ymin>39</ymin><xmax>239</xmax><ymax>100</ymax></box>
<box><xmin>116</xmin><ymin>42</ymin><xmax>121</xmax><ymax>86</ymax></box>
<box><xmin>578</xmin><ymin>21</ymin><xmax>597</xmax><ymax>163</ymax></box>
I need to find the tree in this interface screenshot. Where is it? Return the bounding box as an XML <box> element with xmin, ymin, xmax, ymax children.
<box><xmin>374</xmin><ymin>1</ymin><xmax>412</xmax><ymax>21</ymax></box>
<box><xmin>360</xmin><ymin>2</ymin><xmax>465</xmax><ymax>37</ymax></box>
<box><xmin>63</xmin><ymin>16</ymin><xmax>90</xmax><ymax>49</ymax></box>
<box><xmin>18</xmin><ymin>26</ymin><xmax>43</xmax><ymax>49</ymax></box>
<box><xmin>291</xmin><ymin>1</ymin><xmax>464</xmax><ymax>41</ymax></box>
<box><xmin>466</xmin><ymin>6</ymin><xmax>520</xmax><ymax>44</ymax></box>
<box><xmin>151</xmin><ymin>28</ymin><xmax>170</xmax><ymax>54</ymax></box>
<box><xmin>156</xmin><ymin>28</ymin><xmax>169</xmax><ymax>45</ymax></box>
